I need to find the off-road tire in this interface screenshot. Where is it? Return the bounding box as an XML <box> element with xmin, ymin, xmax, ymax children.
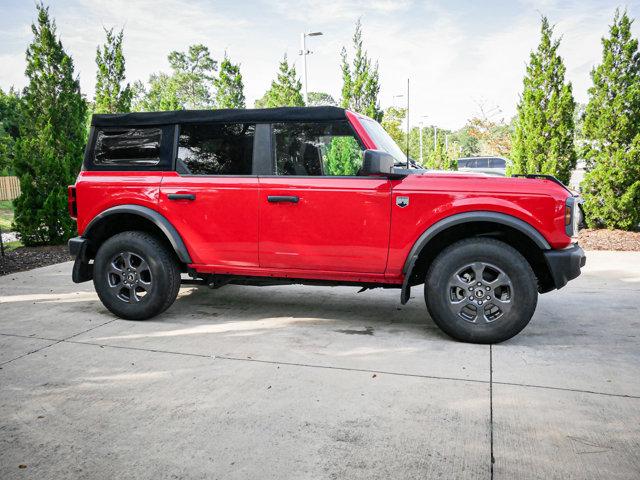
<box><xmin>93</xmin><ymin>231</ymin><xmax>181</xmax><ymax>320</ymax></box>
<box><xmin>425</xmin><ymin>238</ymin><xmax>538</xmax><ymax>343</ymax></box>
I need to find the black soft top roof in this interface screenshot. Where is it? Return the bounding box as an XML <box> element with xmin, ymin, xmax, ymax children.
<box><xmin>92</xmin><ymin>106</ymin><xmax>348</xmax><ymax>127</ymax></box>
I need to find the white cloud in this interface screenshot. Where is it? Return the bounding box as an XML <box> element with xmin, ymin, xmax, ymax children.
<box><xmin>1</xmin><ymin>0</ymin><xmax>639</xmax><ymax>129</ymax></box>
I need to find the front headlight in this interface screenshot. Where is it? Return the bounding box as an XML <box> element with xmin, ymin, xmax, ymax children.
<box><xmin>565</xmin><ymin>196</ymin><xmax>583</xmax><ymax>238</ymax></box>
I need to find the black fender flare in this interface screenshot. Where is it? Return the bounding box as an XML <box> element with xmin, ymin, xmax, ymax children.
<box><xmin>83</xmin><ymin>204</ymin><xmax>193</xmax><ymax>264</ymax></box>
<box><xmin>400</xmin><ymin>211</ymin><xmax>551</xmax><ymax>304</ymax></box>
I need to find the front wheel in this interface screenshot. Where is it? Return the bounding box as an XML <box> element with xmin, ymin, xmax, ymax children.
<box><xmin>93</xmin><ymin>231</ymin><xmax>181</xmax><ymax>320</ymax></box>
<box><xmin>425</xmin><ymin>238</ymin><xmax>538</xmax><ymax>343</ymax></box>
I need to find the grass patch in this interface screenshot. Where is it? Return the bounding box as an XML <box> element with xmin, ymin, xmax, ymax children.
<box><xmin>0</xmin><ymin>200</ymin><xmax>15</xmax><ymax>231</ymax></box>
<box><xmin>1</xmin><ymin>240</ymin><xmax>22</xmax><ymax>252</ymax></box>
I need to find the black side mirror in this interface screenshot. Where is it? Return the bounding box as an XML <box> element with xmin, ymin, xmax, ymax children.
<box><xmin>361</xmin><ymin>149</ymin><xmax>395</xmax><ymax>176</ymax></box>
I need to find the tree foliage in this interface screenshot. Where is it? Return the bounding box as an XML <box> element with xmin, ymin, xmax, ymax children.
<box><xmin>381</xmin><ymin>107</ymin><xmax>406</xmax><ymax>147</ymax></box>
<box><xmin>422</xmin><ymin>133</ymin><xmax>456</xmax><ymax>171</ymax></box>
<box><xmin>134</xmin><ymin>44</ymin><xmax>217</xmax><ymax>111</ymax></box>
<box><xmin>581</xmin><ymin>9</ymin><xmax>640</xmax><ymax>230</ymax></box>
<box><xmin>0</xmin><ymin>88</ymin><xmax>23</xmax><ymax>175</ymax></box>
<box><xmin>307</xmin><ymin>91</ymin><xmax>336</xmax><ymax>106</ymax></box>
<box><xmin>448</xmin><ymin>125</ymin><xmax>480</xmax><ymax>157</ymax></box>
<box><xmin>510</xmin><ymin>17</ymin><xmax>576</xmax><ymax>184</ymax></box>
<box><xmin>467</xmin><ymin>116</ymin><xmax>512</xmax><ymax>157</ymax></box>
<box><xmin>324</xmin><ymin>137</ymin><xmax>362</xmax><ymax>175</ymax></box>
<box><xmin>94</xmin><ymin>27</ymin><xmax>132</xmax><ymax>114</ymax></box>
<box><xmin>340</xmin><ymin>19</ymin><xmax>382</xmax><ymax>121</ymax></box>
<box><xmin>13</xmin><ymin>3</ymin><xmax>87</xmax><ymax>244</ymax></box>
<box><xmin>254</xmin><ymin>55</ymin><xmax>304</xmax><ymax>108</ymax></box>
<box><xmin>214</xmin><ymin>54</ymin><xmax>245</xmax><ymax>108</ymax></box>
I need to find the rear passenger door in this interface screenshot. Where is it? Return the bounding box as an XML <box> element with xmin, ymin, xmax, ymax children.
<box><xmin>258</xmin><ymin>121</ymin><xmax>392</xmax><ymax>274</ymax></box>
<box><xmin>159</xmin><ymin>122</ymin><xmax>262</xmax><ymax>268</ymax></box>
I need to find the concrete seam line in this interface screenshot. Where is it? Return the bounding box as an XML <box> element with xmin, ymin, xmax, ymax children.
<box><xmin>491</xmin><ymin>380</ymin><xmax>640</xmax><ymax>399</ymax></box>
<box><xmin>214</xmin><ymin>355</ymin><xmax>640</xmax><ymax>400</ymax></box>
<box><xmin>0</xmin><ymin>333</ymin><xmax>60</xmax><ymax>342</ymax></box>
<box><xmin>2</xmin><ymin>332</ymin><xmax>639</xmax><ymax>400</ymax></box>
<box><xmin>215</xmin><ymin>354</ymin><xmax>490</xmax><ymax>385</ymax></box>
<box><xmin>64</xmin><ymin>339</ymin><xmax>213</xmax><ymax>359</ymax></box>
<box><xmin>0</xmin><ymin>319</ymin><xmax>116</xmax><ymax>367</ymax></box>
<box><xmin>490</xmin><ymin>345</ymin><xmax>495</xmax><ymax>480</ymax></box>
<box><xmin>0</xmin><ymin>341</ymin><xmax>59</xmax><ymax>367</ymax></box>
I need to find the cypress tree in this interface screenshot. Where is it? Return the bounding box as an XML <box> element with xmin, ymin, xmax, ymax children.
<box><xmin>340</xmin><ymin>19</ymin><xmax>382</xmax><ymax>121</ymax></box>
<box><xmin>94</xmin><ymin>27</ymin><xmax>132</xmax><ymax>114</ymax></box>
<box><xmin>13</xmin><ymin>3</ymin><xmax>87</xmax><ymax>245</ymax></box>
<box><xmin>581</xmin><ymin>9</ymin><xmax>640</xmax><ymax>230</ymax></box>
<box><xmin>214</xmin><ymin>54</ymin><xmax>246</xmax><ymax>108</ymax></box>
<box><xmin>510</xmin><ymin>17</ymin><xmax>576</xmax><ymax>184</ymax></box>
<box><xmin>254</xmin><ymin>55</ymin><xmax>304</xmax><ymax>108</ymax></box>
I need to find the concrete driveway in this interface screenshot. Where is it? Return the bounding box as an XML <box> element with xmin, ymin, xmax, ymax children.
<box><xmin>1</xmin><ymin>251</ymin><xmax>639</xmax><ymax>479</ymax></box>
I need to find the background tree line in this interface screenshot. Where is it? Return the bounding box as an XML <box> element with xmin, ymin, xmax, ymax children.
<box><xmin>0</xmin><ymin>2</ymin><xmax>638</xmax><ymax>246</ymax></box>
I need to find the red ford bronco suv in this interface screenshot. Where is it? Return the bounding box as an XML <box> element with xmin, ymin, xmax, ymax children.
<box><xmin>68</xmin><ymin>107</ymin><xmax>585</xmax><ymax>343</ymax></box>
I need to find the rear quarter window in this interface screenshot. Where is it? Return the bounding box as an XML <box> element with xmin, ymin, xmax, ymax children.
<box><xmin>85</xmin><ymin>126</ymin><xmax>174</xmax><ymax>171</ymax></box>
<box><xmin>94</xmin><ymin>128</ymin><xmax>162</xmax><ymax>166</ymax></box>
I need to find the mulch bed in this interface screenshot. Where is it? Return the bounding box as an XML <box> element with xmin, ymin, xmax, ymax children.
<box><xmin>0</xmin><ymin>228</ymin><xmax>638</xmax><ymax>277</ymax></box>
<box><xmin>0</xmin><ymin>245</ymin><xmax>73</xmax><ymax>276</ymax></box>
<box><xmin>578</xmin><ymin>229</ymin><xmax>640</xmax><ymax>251</ymax></box>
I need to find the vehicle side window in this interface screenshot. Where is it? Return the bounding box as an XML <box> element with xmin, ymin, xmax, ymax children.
<box><xmin>177</xmin><ymin>123</ymin><xmax>255</xmax><ymax>175</ymax></box>
<box><xmin>476</xmin><ymin>158</ymin><xmax>489</xmax><ymax>168</ymax></box>
<box><xmin>458</xmin><ymin>159</ymin><xmax>469</xmax><ymax>168</ymax></box>
<box><xmin>94</xmin><ymin>128</ymin><xmax>162</xmax><ymax>166</ymax></box>
<box><xmin>273</xmin><ymin>121</ymin><xmax>363</xmax><ymax>176</ymax></box>
<box><xmin>489</xmin><ymin>158</ymin><xmax>506</xmax><ymax>168</ymax></box>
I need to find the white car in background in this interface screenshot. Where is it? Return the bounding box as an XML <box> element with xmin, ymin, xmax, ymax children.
<box><xmin>457</xmin><ymin>156</ymin><xmax>512</xmax><ymax>176</ymax></box>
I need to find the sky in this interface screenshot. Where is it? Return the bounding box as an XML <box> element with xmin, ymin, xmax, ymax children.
<box><xmin>1</xmin><ymin>0</ymin><xmax>639</xmax><ymax>130</ymax></box>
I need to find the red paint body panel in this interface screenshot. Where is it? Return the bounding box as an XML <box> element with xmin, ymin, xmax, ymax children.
<box><xmin>159</xmin><ymin>172</ymin><xmax>259</xmax><ymax>267</ymax></box>
<box><xmin>258</xmin><ymin>177</ymin><xmax>391</xmax><ymax>273</ymax></box>
<box><xmin>385</xmin><ymin>173</ymin><xmax>570</xmax><ymax>276</ymax></box>
<box><xmin>346</xmin><ymin>110</ymin><xmax>376</xmax><ymax>149</ymax></box>
<box><xmin>75</xmin><ymin>171</ymin><xmax>163</xmax><ymax>235</ymax></box>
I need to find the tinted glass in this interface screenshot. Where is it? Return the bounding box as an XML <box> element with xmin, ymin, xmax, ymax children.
<box><xmin>273</xmin><ymin>121</ymin><xmax>363</xmax><ymax>176</ymax></box>
<box><xmin>178</xmin><ymin>123</ymin><xmax>255</xmax><ymax>175</ymax></box>
<box><xmin>458</xmin><ymin>159</ymin><xmax>469</xmax><ymax>168</ymax></box>
<box><xmin>94</xmin><ymin>128</ymin><xmax>162</xmax><ymax>166</ymax></box>
<box><xmin>475</xmin><ymin>158</ymin><xmax>489</xmax><ymax>168</ymax></box>
<box><xmin>489</xmin><ymin>158</ymin><xmax>506</xmax><ymax>168</ymax></box>
<box><xmin>359</xmin><ymin>117</ymin><xmax>407</xmax><ymax>163</ymax></box>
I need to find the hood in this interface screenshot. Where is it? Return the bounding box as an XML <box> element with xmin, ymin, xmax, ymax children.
<box><xmin>394</xmin><ymin>169</ymin><xmax>572</xmax><ymax>201</ymax></box>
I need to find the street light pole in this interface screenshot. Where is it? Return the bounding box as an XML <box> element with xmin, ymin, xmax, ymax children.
<box><xmin>300</xmin><ymin>31</ymin><xmax>323</xmax><ymax>105</ymax></box>
<box><xmin>418</xmin><ymin>115</ymin><xmax>428</xmax><ymax>163</ymax></box>
<box><xmin>406</xmin><ymin>78</ymin><xmax>410</xmax><ymax>168</ymax></box>
<box><xmin>419</xmin><ymin>121</ymin><xmax>423</xmax><ymax>162</ymax></box>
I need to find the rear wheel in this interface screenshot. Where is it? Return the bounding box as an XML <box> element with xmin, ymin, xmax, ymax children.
<box><xmin>425</xmin><ymin>238</ymin><xmax>538</xmax><ymax>343</ymax></box>
<box><xmin>93</xmin><ymin>231</ymin><xmax>181</xmax><ymax>320</ymax></box>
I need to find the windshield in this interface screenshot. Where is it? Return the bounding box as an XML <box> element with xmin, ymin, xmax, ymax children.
<box><xmin>358</xmin><ymin>117</ymin><xmax>407</xmax><ymax>164</ymax></box>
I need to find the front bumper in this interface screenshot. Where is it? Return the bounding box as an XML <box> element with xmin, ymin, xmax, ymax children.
<box><xmin>543</xmin><ymin>244</ymin><xmax>586</xmax><ymax>290</ymax></box>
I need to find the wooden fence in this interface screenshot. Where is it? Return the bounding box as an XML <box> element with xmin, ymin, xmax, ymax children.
<box><xmin>0</xmin><ymin>176</ymin><xmax>20</xmax><ymax>201</ymax></box>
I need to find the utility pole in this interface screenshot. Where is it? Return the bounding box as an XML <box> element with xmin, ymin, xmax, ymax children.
<box><xmin>299</xmin><ymin>31</ymin><xmax>323</xmax><ymax>105</ymax></box>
